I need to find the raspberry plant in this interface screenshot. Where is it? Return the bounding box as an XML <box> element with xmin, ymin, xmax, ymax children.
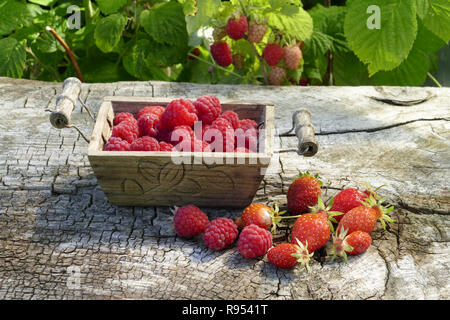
<box><xmin>0</xmin><ymin>0</ymin><xmax>448</xmax><ymax>86</ymax></box>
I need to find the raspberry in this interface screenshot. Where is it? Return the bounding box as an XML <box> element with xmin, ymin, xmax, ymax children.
<box><xmin>218</xmin><ymin>110</ymin><xmax>240</xmax><ymax>129</ymax></box>
<box><xmin>213</xmin><ymin>26</ymin><xmax>227</xmax><ymax>42</ymax></box>
<box><xmin>138</xmin><ymin>113</ymin><xmax>160</xmax><ymax>137</ymax></box>
<box><xmin>113</xmin><ymin>112</ymin><xmax>135</xmax><ymax>126</ymax></box>
<box><xmin>234</xmin><ymin>147</ymin><xmax>251</xmax><ymax>153</ymax></box>
<box><xmin>112</xmin><ymin>121</ymin><xmax>139</xmax><ymax>143</ymax></box>
<box><xmin>137</xmin><ymin>106</ymin><xmax>165</xmax><ymax>120</ymax></box>
<box><xmin>299</xmin><ymin>77</ymin><xmax>309</xmax><ymax>86</ymax></box>
<box><xmin>155</xmin><ymin>125</ymin><xmax>172</xmax><ymax>143</ymax></box>
<box><xmin>104</xmin><ymin>137</ymin><xmax>131</xmax><ymax>151</ymax></box>
<box><xmin>269</xmin><ymin>67</ymin><xmax>286</xmax><ymax>85</ymax></box>
<box><xmin>193</xmin><ymin>95</ymin><xmax>222</xmax><ymax>125</ymax></box>
<box><xmin>239</xmin><ymin>119</ymin><xmax>258</xmax><ymax>129</ymax></box>
<box><xmin>263</xmin><ymin>43</ymin><xmax>284</xmax><ymax>66</ymax></box>
<box><xmin>211</xmin><ymin>41</ymin><xmax>232</xmax><ymax>67</ymax></box>
<box><xmin>160</xmin><ymin>99</ymin><xmax>198</xmax><ymax>130</ymax></box>
<box><xmin>226</xmin><ymin>15</ymin><xmax>248</xmax><ymax>40</ymax></box>
<box><xmin>130</xmin><ymin>136</ymin><xmax>160</xmax><ymax>151</ymax></box>
<box><xmin>232</xmin><ymin>54</ymin><xmax>245</xmax><ymax>70</ymax></box>
<box><xmin>248</xmin><ymin>21</ymin><xmax>267</xmax><ymax>43</ymax></box>
<box><xmin>207</xmin><ymin>117</ymin><xmax>235</xmax><ymax>152</ymax></box>
<box><xmin>169</xmin><ymin>125</ymin><xmax>194</xmax><ymax>150</ymax></box>
<box><xmin>173</xmin><ymin>205</ymin><xmax>210</xmax><ymax>238</ymax></box>
<box><xmin>203</xmin><ymin>218</ymin><xmax>238</xmax><ymax>250</ymax></box>
<box><xmin>159</xmin><ymin>141</ymin><xmax>175</xmax><ymax>151</ymax></box>
<box><xmin>283</xmin><ymin>46</ymin><xmax>302</xmax><ymax>70</ymax></box>
<box><xmin>234</xmin><ymin>126</ymin><xmax>258</xmax><ymax>152</ymax></box>
<box><xmin>237</xmin><ymin>224</ymin><xmax>272</xmax><ymax>259</ymax></box>
<box><xmin>188</xmin><ymin>47</ymin><xmax>201</xmax><ymax>60</ymax></box>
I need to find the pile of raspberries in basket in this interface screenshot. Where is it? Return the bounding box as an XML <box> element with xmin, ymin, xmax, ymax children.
<box><xmin>104</xmin><ymin>95</ymin><xmax>259</xmax><ymax>153</ymax></box>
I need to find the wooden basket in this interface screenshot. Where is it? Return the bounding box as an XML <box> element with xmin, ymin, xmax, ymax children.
<box><xmin>49</xmin><ymin>78</ymin><xmax>318</xmax><ymax>208</ymax></box>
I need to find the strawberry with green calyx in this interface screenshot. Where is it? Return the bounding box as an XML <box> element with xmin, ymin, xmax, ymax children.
<box><xmin>240</xmin><ymin>203</ymin><xmax>300</xmax><ymax>234</ymax></box>
<box><xmin>268</xmin><ymin>239</ymin><xmax>313</xmax><ymax>271</ymax></box>
<box><xmin>363</xmin><ymin>182</ymin><xmax>386</xmax><ymax>200</ymax></box>
<box><xmin>309</xmin><ymin>196</ymin><xmax>344</xmax><ymax>233</ymax></box>
<box><xmin>329</xmin><ymin>227</ymin><xmax>372</xmax><ymax>263</ymax></box>
<box><xmin>291</xmin><ymin>213</ymin><xmax>330</xmax><ymax>253</ymax></box>
<box><xmin>361</xmin><ymin>194</ymin><xmax>395</xmax><ymax>230</ymax></box>
<box><xmin>287</xmin><ymin>171</ymin><xmax>323</xmax><ymax>215</ymax></box>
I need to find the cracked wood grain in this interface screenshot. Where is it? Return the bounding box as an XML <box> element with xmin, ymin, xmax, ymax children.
<box><xmin>0</xmin><ymin>77</ymin><xmax>448</xmax><ymax>300</ymax></box>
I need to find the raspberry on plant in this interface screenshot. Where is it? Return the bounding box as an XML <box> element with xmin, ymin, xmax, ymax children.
<box><xmin>193</xmin><ymin>95</ymin><xmax>222</xmax><ymax>125</ymax></box>
<box><xmin>286</xmin><ymin>171</ymin><xmax>322</xmax><ymax>214</ymax></box>
<box><xmin>188</xmin><ymin>47</ymin><xmax>201</xmax><ymax>60</ymax></box>
<box><xmin>283</xmin><ymin>46</ymin><xmax>302</xmax><ymax>70</ymax></box>
<box><xmin>138</xmin><ymin>113</ymin><xmax>160</xmax><ymax>137</ymax></box>
<box><xmin>113</xmin><ymin>112</ymin><xmax>136</xmax><ymax>126</ymax></box>
<box><xmin>248</xmin><ymin>21</ymin><xmax>267</xmax><ymax>43</ymax></box>
<box><xmin>137</xmin><ymin>106</ymin><xmax>165</xmax><ymax>120</ymax></box>
<box><xmin>268</xmin><ymin>67</ymin><xmax>286</xmax><ymax>85</ymax></box>
<box><xmin>299</xmin><ymin>77</ymin><xmax>309</xmax><ymax>86</ymax></box>
<box><xmin>211</xmin><ymin>41</ymin><xmax>232</xmax><ymax>67</ymax></box>
<box><xmin>104</xmin><ymin>137</ymin><xmax>130</xmax><ymax>151</ymax></box>
<box><xmin>213</xmin><ymin>26</ymin><xmax>227</xmax><ymax>42</ymax></box>
<box><xmin>263</xmin><ymin>43</ymin><xmax>284</xmax><ymax>66</ymax></box>
<box><xmin>130</xmin><ymin>136</ymin><xmax>160</xmax><ymax>151</ymax></box>
<box><xmin>173</xmin><ymin>205</ymin><xmax>210</xmax><ymax>238</ymax></box>
<box><xmin>232</xmin><ymin>54</ymin><xmax>245</xmax><ymax>70</ymax></box>
<box><xmin>160</xmin><ymin>99</ymin><xmax>198</xmax><ymax>130</ymax></box>
<box><xmin>112</xmin><ymin>121</ymin><xmax>139</xmax><ymax>143</ymax></box>
<box><xmin>237</xmin><ymin>224</ymin><xmax>272</xmax><ymax>259</ymax></box>
<box><xmin>226</xmin><ymin>15</ymin><xmax>248</xmax><ymax>40</ymax></box>
<box><xmin>203</xmin><ymin>218</ymin><xmax>238</xmax><ymax>250</ymax></box>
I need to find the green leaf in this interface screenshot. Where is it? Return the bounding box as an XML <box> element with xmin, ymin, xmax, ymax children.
<box><xmin>0</xmin><ymin>0</ymin><xmax>29</xmax><ymax>35</ymax></box>
<box><xmin>122</xmin><ymin>39</ymin><xmax>170</xmax><ymax>81</ymax></box>
<box><xmin>267</xmin><ymin>6</ymin><xmax>313</xmax><ymax>41</ymax></box>
<box><xmin>421</xmin><ymin>0</ymin><xmax>450</xmax><ymax>43</ymax></box>
<box><xmin>28</xmin><ymin>0</ymin><xmax>57</xmax><ymax>6</ymax></box>
<box><xmin>150</xmin><ymin>39</ymin><xmax>189</xmax><ymax>67</ymax></box>
<box><xmin>415</xmin><ymin>19</ymin><xmax>447</xmax><ymax>53</ymax></box>
<box><xmin>140</xmin><ymin>1</ymin><xmax>189</xmax><ymax>46</ymax></box>
<box><xmin>184</xmin><ymin>0</ymin><xmax>221</xmax><ymax>35</ymax></box>
<box><xmin>333</xmin><ymin>51</ymin><xmax>373</xmax><ymax>86</ymax></box>
<box><xmin>414</xmin><ymin>0</ymin><xmax>430</xmax><ymax>19</ymax></box>
<box><xmin>94</xmin><ymin>13</ymin><xmax>127</xmax><ymax>53</ymax></box>
<box><xmin>96</xmin><ymin>0</ymin><xmax>127</xmax><ymax>15</ymax></box>
<box><xmin>344</xmin><ymin>0</ymin><xmax>418</xmax><ymax>76</ymax></box>
<box><xmin>371</xmin><ymin>44</ymin><xmax>430</xmax><ymax>86</ymax></box>
<box><xmin>0</xmin><ymin>38</ymin><xmax>26</xmax><ymax>78</ymax></box>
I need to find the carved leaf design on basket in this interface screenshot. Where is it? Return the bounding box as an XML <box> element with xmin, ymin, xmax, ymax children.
<box><xmin>158</xmin><ymin>162</ymin><xmax>185</xmax><ymax>191</ymax></box>
<box><xmin>122</xmin><ymin>178</ymin><xmax>145</xmax><ymax>195</ymax></box>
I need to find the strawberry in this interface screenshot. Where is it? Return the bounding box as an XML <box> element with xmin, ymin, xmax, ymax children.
<box><xmin>267</xmin><ymin>241</ymin><xmax>313</xmax><ymax>270</ymax></box>
<box><xmin>210</xmin><ymin>41</ymin><xmax>232</xmax><ymax>67</ymax></box>
<box><xmin>226</xmin><ymin>15</ymin><xmax>248</xmax><ymax>40</ymax></box>
<box><xmin>329</xmin><ymin>228</ymin><xmax>372</xmax><ymax>262</ymax></box>
<box><xmin>309</xmin><ymin>196</ymin><xmax>344</xmax><ymax>232</ymax></box>
<box><xmin>290</xmin><ymin>213</ymin><xmax>330</xmax><ymax>253</ymax></box>
<box><xmin>283</xmin><ymin>46</ymin><xmax>302</xmax><ymax>70</ymax></box>
<box><xmin>286</xmin><ymin>171</ymin><xmax>322</xmax><ymax>215</ymax></box>
<box><xmin>247</xmin><ymin>21</ymin><xmax>267</xmax><ymax>43</ymax></box>
<box><xmin>239</xmin><ymin>203</ymin><xmax>295</xmax><ymax>234</ymax></box>
<box><xmin>263</xmin><ymin>43</ymin><xmax>284</xmax><ymax>66</ymax></box>
<box><xmin>330</xmin><ymin>188</ymin><xmax>368</xmax><ymax>222</ymax></box>
<box><xmin>268</xmin><ymin>67</ymin><xmax>286</xmax><ymax>85</ymax></box>
<box><xmin>337</xmin><ymin>194</ymin><xmax>395</xmax><ymax>235</ymax></box>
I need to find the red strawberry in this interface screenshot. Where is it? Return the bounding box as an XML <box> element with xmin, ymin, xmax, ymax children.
<box><xmin>263</xmin><ymin>43</ymin><xmax>284</xmax><ymax>66</ymax></box>
<box><xmin>267</xmin><ymin>241</ymin><xmax>313</xmax><ymax>271</ymax></box>
<box><xmin>329</xmin><ymin>228</ymin><xmax>372</xmax><ymax>262</ymax></box>
<box><xmin>173</xmin><ymin>205</ymin><xmax>209</xmax><ymax>238</ymax></box>
<box><xmin>268</xmin><ymin>67</ymin><xmax>286</xmax><ymax>85</ymax></box>
<box><xmin>337</xmin><ymin>195</ymin><xmax>394</xmax><ymax>235</ymax></box>
<box><xmin>291</xmin><ymin>213</ymin><xmax>330</xmax><ymax>253</ymax></box>
<box><xmin>237</xmin><ymin>224</ymin><xmax>272</xmax><ymax>259</ymax></box>
<box><xmin>286</xmin><ymin>171</ymin><xmax>322</xmax><ymax>215</ymax></box>
<box><xmin>330</xmin><ymin>188</ymin><xmax>368</xmax><ymax>222</ymax></box>
<box><xmin>248</xmin><ymin>21</ymin><xmax>267</xmax><ymax>43</ymax></box>
<box><xmin>226</xmin><ymin>15</ymin><xmax>248</xmax><ymax>40</ymax></box>
<box><xmin>283</xmin><ymin>46</ymin><xmax>302</xmax><ymax>70</ymax></box>
<box><xmin>210</xmin><ymin>41</ymin><xmax>233</xmax><ymax>67</ymax></box>
<box><xmin>240</xmin><ymin>203</ymin><xmax>291</xmax><ymax>233</ymax></box>
<box><xmin>309</xmin><ymin>196</ymin><xmax>344</xmax><ymax>232</ymax></box>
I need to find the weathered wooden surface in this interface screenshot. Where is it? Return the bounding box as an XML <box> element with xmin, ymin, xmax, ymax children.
<box><xmin>0</xmin><ymin>77</ymin><xmax>448</xmax><ymax>300</ymax></box>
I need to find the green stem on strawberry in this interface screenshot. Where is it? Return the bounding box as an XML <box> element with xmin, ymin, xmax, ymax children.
<box><xmin>188</xmin><ymin>53</ymin><xmax>244</xmax><ymax>79</ymax></box>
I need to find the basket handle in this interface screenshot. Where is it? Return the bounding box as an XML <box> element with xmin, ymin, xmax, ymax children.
<box><xmin>292</xmin><ymin>109</ymin><xmax>318</xmax><ymax>157</ymax></box>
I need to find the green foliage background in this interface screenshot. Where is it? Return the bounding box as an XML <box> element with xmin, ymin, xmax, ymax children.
<box><xmin>0</xmin><ymin>0</ymin><xmax>448</xmax><ymax>86</ymax></box>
